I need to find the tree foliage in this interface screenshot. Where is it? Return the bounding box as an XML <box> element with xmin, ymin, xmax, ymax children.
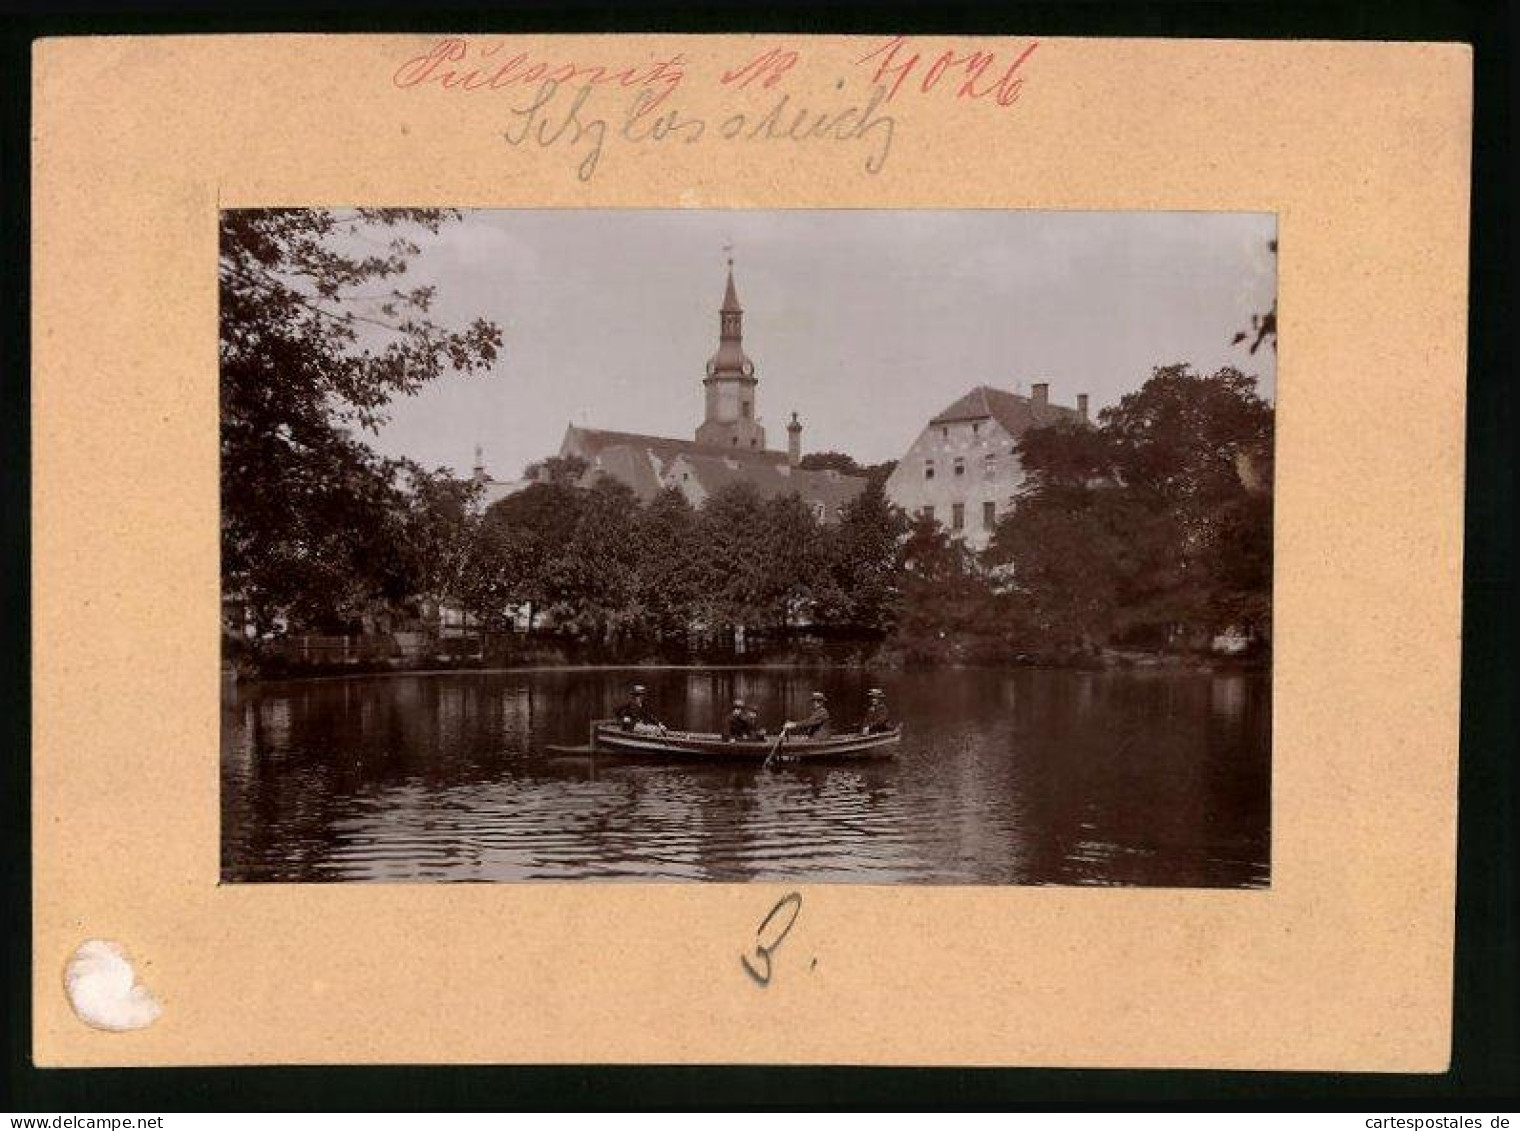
<box><xmin>989</xmin><ymin>364</ymin><xmax>1274</xmax><ymax>652</ymax></box>
<box><xmin>817</xmin><ymin>480</ymin><xmax>910</xmax><ymax>633</ymax></box>
<box><xmin>448</xmin><ymin>476</ymin><xmax>905</xmax><ymax>647</ymax></box>
<box><xmin>891</xmin><ymin>514</ymin><xmax>1014</xmax><ymax>662</ymax></box>
<box><xmin>220</xmin><ymin>209</ymin><xmax>501</xmax><ymax>633</ymax></box>
<box><xmin>1232</xmin><ymin>238</ymin><xmax>1278</xmax><ymax>355</ymax></box>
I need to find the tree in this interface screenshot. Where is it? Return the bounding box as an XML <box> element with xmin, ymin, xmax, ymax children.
<box><xmin>891</xmin><ymin>513</ymin><xmax>1009</xmax><ymax>661</ymax></box>
<box><xmin>861</xmin><ymin>458</ymin><xmax>900</xmax><ymax>489</ymax></box>
<box><xmin>798</xmin><ymin>451</ymin><xmax>862</xmax><ymax>475</ymax></box>
<box><xmin>692</xmin><ymin>482</ymin><xmax>775</xmax><ymax>637</ymax></box>
<box><xmin>760</xmin><ymin>493</ymin><xmax>828</xmax><ymax>630</ymax></box>
<box><xmin>1103</xmin><ymin>364</ymin><xmax>1273</xmax><ymax>640</ymax></box>
<box><xmin>798</xmin><ymin>450</ymin><xmax>897</xmax><ymax>488</ymax></box>
<box><xmin>220</xmin><ymin>209</ymin><xmax>501</xmax><ymax>634</ymax></box>
<box><xmin>468</xmin><ymin>478</ymin><xmax>586</xmax><ymax>631</ymax></box>
<box><xmin>1014</xmin><ymin>418</ymin><xmax>1113</xmax><ymax>491</ymax></box>
<box><xmin>986</xmin><ymin>487</ymin><xmax>1177</xmax><ymax>652</ymax></box>
<box><xmin>630</xmin><ymin>487</ymin><xmax>704</xmax><ymax>640</ymax></box>
<box><xmin>1232</xmin><ymin>238</ymin><xmax>1278</xmax><ymax>355</ymax></box>
<box><xmin>523</xmin><ymin>454</ymin><xmax>590</xmax><ymax>486</ymax></box>
<box><xmin>988</xmin><ymin>364</ymin><xmax>1274</xmax><ymax>652</ymax></box>
<box><xmin>457</xmin><ymin>518</ymin><xmax>535</xmax><ymax>633</ymax></box>
<box><xmin>550</xmin><ymin>477</ymin><xmax>643</xmax><ymax>641</ymax></box>
<box><xmin>395</xmin><ymin>465</ymin><xmax>482</xmax><ymax>625</ymax></box>
<box><xmin>817</xmin><ymin>480</ymin><xmax>909</xmax><ymax>633</ymax></box>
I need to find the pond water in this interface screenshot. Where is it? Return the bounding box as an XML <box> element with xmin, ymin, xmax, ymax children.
<box><xmin>221</xmin><ymin>666</ymin><xmax>1270</xmax><ymax>887</ymax></box>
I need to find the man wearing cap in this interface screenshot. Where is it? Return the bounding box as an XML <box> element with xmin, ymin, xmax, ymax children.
<box><xmin>727</xmin><ymin>699</ymin><xmax>756</xmax><ymax>741</ymax></box>
<box><xmin>786</xmin><ymin>691</ymin><xmax>833</xmax><ymax>740</ymax></box>
<box><xmin>862</xmin><ymin>688</ymin><xmax>893</xmax><ymax>734</ymax></box>
<box><xmin>614</xmin><ymin>684</ymin><xmax>662</xmax><ymax>732</ymax></box>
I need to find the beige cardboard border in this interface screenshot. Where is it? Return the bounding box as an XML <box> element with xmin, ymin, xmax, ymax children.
<box><xmin>32</xmin><ymin>34</ymin><xmax>1470</xmax><ymax>1068</ymax></box>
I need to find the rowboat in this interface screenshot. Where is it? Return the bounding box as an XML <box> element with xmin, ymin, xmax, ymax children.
<box><xmin>547</xmin><ymin>719</ymin><xmax>901</xmax><ymax>763</ymax></box>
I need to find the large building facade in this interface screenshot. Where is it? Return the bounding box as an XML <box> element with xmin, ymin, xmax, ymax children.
<box><xmin>884</xmin><ymin>382</ymin><xmax>1088</xmax><ymax>550</ymax></box>
<box><xmin>554</xmin><ymin>261</ymin><xmax>866</xmax><ymax>520</ymax></box>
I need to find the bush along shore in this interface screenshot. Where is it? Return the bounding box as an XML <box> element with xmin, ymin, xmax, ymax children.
<box><xmin>223</xmin><ymin>627</ymin><xmax>1268</xmax><ymax>683</ymax></box>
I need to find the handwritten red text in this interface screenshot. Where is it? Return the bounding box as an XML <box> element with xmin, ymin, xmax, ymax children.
<box><xmin>855</xmin><ymin>36</ymin><xmax>1039</xmax><ymax>106</ymax></box>
<box><xmin>394</xmin><ymin>38</ymin><xmax>687</xmax><ymax>115</ymax></box>
<box><xmin>720</xmin><ymin>47</ymin><xmax>800</xmax><ymax>90</ymax></box>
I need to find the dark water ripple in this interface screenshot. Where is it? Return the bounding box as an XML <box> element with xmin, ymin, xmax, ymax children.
<box><xmin>221</xmin><ymin>667</ymin><xmax>1270</xmax><ymax>887</ymax></box>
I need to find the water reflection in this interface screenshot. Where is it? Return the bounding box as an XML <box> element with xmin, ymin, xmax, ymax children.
<box><xmin>221</xmin><ymin>667</ymin><xmax>1270</xmax><ymax>887</ymax></box>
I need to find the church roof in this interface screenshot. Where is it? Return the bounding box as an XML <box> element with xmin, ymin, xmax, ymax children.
<box><xmin>582</xmin><ymin>442</ymin><xmax>667</xmax><ymax>502</ymax></box>
<box><xmin>563</xmin><ymin>425</ymin><xmax>788</xmax><ymax>470</ymax></box>
<box><xmin>670</xmin><ymin>453</ymin><xmax>867</xmax><ymax>514</ymax></box>
<box><xmin>560</xmin><ymin>425</ymin><xmax>867</xmax><ymax>514</ymax></box>
<box><xmin>930</xmin><ymin>385</ymin><xmax>1082</xmax><ymax>435</ymax></box>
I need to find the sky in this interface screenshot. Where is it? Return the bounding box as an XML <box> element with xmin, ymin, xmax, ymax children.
<box><xmin>362</xmin><ymin>210</ymin><xmax>1276</xmax><ymax>479</ymax></box>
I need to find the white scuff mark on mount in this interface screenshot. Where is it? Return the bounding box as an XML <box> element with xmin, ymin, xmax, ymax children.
<box><xmin>64</xmin><ymin>940</ymin><xmax>162</xmax><ymax>1031</ymax></box>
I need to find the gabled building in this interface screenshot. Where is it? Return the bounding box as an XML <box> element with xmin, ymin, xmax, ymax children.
<box><xmin>884</xmin><ymin>382</ymin><xmax>1088</xmax><ymax>550</ymax></box>
<box><xmin>665</xmin><ymin>450</ymin><xmax>865</xmax><ymax>522</ymax></box>
<box><xmin>552</xmin><ymin>260</ymin><xmax>867</xmax><ymax>518</ymax></box>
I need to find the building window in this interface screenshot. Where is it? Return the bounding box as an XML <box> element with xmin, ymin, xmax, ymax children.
<box><xmin>922</xmin><ymin>505</ymin><xmax>935</xmax><ymax>523</ymax></box>
<box><xmin>940</xmin><ymin>426</ymin><xmax>949</xmax><ymax>440</ymax></box>
<box><xmin>924</xmin><ymin>460</ymin><xmax>935</xmax><ymax>480</ymax></box>
<box><xmin>983</xmin><ymin>500</ymin><xmax>997</xmax><ymax>528</ymax></box>
<box><xmin>812</xmin><ymin>502</ymin><xmax>826</xmax><ymax>521</ymax></box>
<box><xmin>742</xmin><ymin>400</ymin><xmax>752</xmax><ymax>419</ymax></box>
<box><xmin>749</xmin><ymin>438</ymin><xmax>757</xmax><ymax>447</ymax></box>
<box><xmin>731</xmin><ymin>436</ymin><xmax>738</xmax><ymax>446</ymax></box>
<box><xmin>972</xmin><ymin>421</ymin><xmax>981</xmax><ymax>436</ymax></box>
<box><xmin>952</xmin><ymin>503</ymin><xmax>965</xmax><ymax>530</ymax></box>
<box><xmin>953</xmin><ymin>457</ymin><xmax>966</xmax><ymax>477</ymax></box>
<box><xmin>983</xmin><ymin>453</ymin><xmax>997</xmax><ymax>477</ymax></box>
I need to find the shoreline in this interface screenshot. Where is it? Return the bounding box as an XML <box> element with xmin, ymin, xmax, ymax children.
<box><xmin>224</xmin><ymin>652</ymin><xmax>1269</xmax><ymax>689</ymax></box>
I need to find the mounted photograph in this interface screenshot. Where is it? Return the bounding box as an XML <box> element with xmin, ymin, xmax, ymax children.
<box><xmin>220</xmin><ymin>208</ymin><xmax>1276</xmax><ymax>886</ymax></box>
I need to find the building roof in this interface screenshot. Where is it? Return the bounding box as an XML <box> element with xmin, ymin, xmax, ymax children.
<box><xmin>476</xmin><ymin>476</ymin><xmax>532</xmax><ymax>509</ymax></box>
<box><xmin>930</xmin><ymin>385</ymin><xmax>1082</xmax><ymax>435</ymax></box>
<box><xmin>581</xmin><ymin>442</ymin><xmax>667</xmax><ymax>502</ymax></box>
<box><xmin>670</xmin><ymin>452</ymin><xmax>867</xmax><ymax>513</ymax></box>
<box><xmin>563</xmin><ymin>424</ymin><xmax>789</xmax><ymax>469</ymax></box>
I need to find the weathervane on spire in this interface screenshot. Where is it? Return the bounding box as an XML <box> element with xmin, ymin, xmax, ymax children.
<box><xmin>722</xmin><ymin>240</ymin><xmax>734</xmax><ymax>269</ymax></box>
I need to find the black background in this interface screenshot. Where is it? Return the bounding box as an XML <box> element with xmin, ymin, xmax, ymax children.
<box><xmin>1</xmin><ymin>0</ymin><xmax>1514</xmax><ymax>1110</ymax></box>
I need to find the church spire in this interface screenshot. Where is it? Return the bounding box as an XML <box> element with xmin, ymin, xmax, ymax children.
<box><xmin>697</xmin><ymin>252</ymin><xmax>765</xmax><ymax>451</ymax></box>
<box><xmin>708</xmin><ymin>253</ymin><xmax>752</xmax><ymax>376</ymax></box>
<box><xmin>721</xmin><ymin>256</ymin><xmax>742</xmax><ymax>316</ymax></box>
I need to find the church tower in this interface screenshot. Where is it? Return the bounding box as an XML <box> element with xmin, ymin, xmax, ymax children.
<box><xmin>696</xmin><ymin>258</ymin><xmax>766</xmax><ymax>450</ymax></box>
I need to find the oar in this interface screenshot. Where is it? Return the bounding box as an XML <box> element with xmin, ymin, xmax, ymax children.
<box><xmin>762</xmin><ymin>723</ymin><xmax>790</xmax><ymax>769</ymax></box>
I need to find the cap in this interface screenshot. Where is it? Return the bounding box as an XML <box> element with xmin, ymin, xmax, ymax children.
<box><xmin>868</xmin><ymin>688</ymin><xmax>885</xmax><ymax>697</ymax></box>
<box><xmin>632</xmin><ymin>685</ymin><xmax>647</xmax><ymax>694</ymax></box>
<box><xmin>811</xmin><ymin>691</ymin><xmax>827</xmax><ymax>701</ymax></box>
<box><xmin>733</xmin><ymin>699</ymin><xmax>746</xmax><ymax>708</ymax></box>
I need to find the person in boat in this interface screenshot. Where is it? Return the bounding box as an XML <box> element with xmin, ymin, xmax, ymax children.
<box><xmin>862</xmin><ymin>688</ymin><xmax>893</xmax><ymax>734</ymax></box>
<box><xmin>744</xmin><ymin>705</ymin><xmax>767</xmax><ymax>741</ymax></box>
<box><xmin>786</xmin><ymin>691</ymin><xmax>832</xmax><ymax>740</ymax></box>
<box><xmin>614</xmin><ymin>684</ymin><xmax>663</xmax><ymax>733</ymax></box>
<box><xmin>727</xmin><ymin>699</ymin><xmax>757</xmax><ymax>741</ymax></box>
